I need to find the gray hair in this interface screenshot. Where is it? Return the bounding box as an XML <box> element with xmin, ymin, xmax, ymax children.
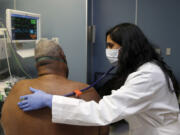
<box><xmin>35</xmin><ymin>39</ymin><xmax>65</xmax><ymax>59</ymax></box>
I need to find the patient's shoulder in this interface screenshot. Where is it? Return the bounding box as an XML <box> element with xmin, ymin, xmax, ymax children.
<box><xmin>10</xmin><ymin>79</ymin><xmax>36</xmax><ymax>95</ymax></box>
<box><xmin>12</xmin><ymin>79</ymin><xmax>32</xmax><ymax>89</ymax></box>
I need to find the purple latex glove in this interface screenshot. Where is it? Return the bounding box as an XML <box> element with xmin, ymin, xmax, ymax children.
<box><xmin>18</xmin><ymin>87</ymin><xmax>52</xmax><ymax>111</ymax></box>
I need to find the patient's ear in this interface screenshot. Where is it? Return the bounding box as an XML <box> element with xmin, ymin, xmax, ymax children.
<box><xmin>59</xmin><ymin>51</ymin><xmax>67</xmax><ymax>64</ymax></box>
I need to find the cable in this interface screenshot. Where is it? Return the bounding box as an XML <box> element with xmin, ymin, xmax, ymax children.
<box><xmin>3</xmin><ymin>30</ymin><xmax>13</xmax><ymax>81</ymax></box>
<box><xmin>5</xmin><ymin>28</ymin><xmax>32</xmax><ymax>78</ymax></box>
<box><xmin>1</xmin><ymin>22</ymin><xmax>32</xmax><ymax>79</ymax></box>
<box><xmin>0</xmin><ymin>20</ymin><xmax>5</xmax><ymax>74</ymax></box>
<box><xmin>0</xmin><ymin>21</ymin><xmax>9</xmax><ymax>75</ymax></box>
<box><xmin>0</xmin><ymin>23</ymin><xmax>3</xmax><ymax>61</ymax></box>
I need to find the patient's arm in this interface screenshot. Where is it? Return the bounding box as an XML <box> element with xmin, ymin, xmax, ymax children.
<box><xmin>100</xmin><ymin>126</ymin><xmax>110</xmax><ymax>135</ymax></box>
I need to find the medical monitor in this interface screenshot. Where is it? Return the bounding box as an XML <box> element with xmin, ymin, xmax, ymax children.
<box><xmin>6</xmin><ymin>9</ymin><xmax>41</xmax><ymax>43</ymax></box>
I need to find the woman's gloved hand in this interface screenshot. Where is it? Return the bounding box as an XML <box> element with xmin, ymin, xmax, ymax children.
<box><xmin>18</xmin><ymin>87</ymin><xmax>53</xmax><ymax>111</ymax></box>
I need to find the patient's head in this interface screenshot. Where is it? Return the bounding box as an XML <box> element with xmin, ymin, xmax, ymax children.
<box><xmin>35</xmin><ymin>39</ymin><xmax>68</xmax><ymax>77</ymax></box>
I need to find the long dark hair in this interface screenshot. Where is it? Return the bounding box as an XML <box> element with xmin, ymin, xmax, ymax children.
<box><xmin>99</xmin><ymin>23</ymin><xmax>179</xmax><ymax>99</ymax></box>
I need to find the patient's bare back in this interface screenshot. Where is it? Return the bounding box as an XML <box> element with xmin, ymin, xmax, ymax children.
<box><xmin>1</xmin><ymin>75</ymin><xmax>109</xmax><ymax>135</ymax></box>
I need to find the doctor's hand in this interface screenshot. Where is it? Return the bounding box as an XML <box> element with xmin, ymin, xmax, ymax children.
<box><xmin>18</xmin><ymin>87</ymin><xmax>53</xmax><ymax>111</ymax></box>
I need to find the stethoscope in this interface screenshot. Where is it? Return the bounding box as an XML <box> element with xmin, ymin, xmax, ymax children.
<box><xmin>64</xmin><ymin>66</ymin><xmax>116</xmax><ymax>97</ymax></box>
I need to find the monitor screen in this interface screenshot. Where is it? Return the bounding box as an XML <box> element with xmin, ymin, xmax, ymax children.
<box><xmin>11</xmin><ymin>14</ymin><xmax>38</xmax><ymax>40</ymax></box>
<box><xmin>6</xmin><ymin>9</ymin><xmax>41</xmax><ymax>43</ymax></box>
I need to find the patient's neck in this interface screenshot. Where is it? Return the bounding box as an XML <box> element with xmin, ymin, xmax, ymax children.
<box><xmin>37</xmin><ymin>62</ymin><xmax>67</xmax><ymax>78</ymax></box>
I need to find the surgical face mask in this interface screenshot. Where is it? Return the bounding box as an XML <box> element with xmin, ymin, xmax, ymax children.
<box><xmin>106</xmin><ymin>49</ymin><xmax>120</xmax><ymax>65</ymax></box>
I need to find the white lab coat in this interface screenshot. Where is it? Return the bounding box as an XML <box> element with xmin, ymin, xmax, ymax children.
<box><xmin>52</xmin><ymin>62</ymin><xmax>180</xmax><ymax>135</ymax></box>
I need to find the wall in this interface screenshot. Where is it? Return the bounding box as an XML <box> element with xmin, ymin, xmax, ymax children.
<box><xmin>0</xmin><ymin>0</ymin><xmax>88</xmax><ymax>83</ymax></box>
<box><xmin>93</xmin><ymin>0</ymin><xmax>180</xmax><ymax>82</ymax></box>
<box><xmin>0</xmin><ymin>0</ymin><xmax>14</xmax><ymax>24</ymax></box>
<box><xmin>93</xmin><ymin>0</ymin><xmax>136</xmax><ymax>79</ymax></box>
<box><xmin>138</xmin><ymin>0</ymin><xmax>180</xmax><ymax>81</ymax></box>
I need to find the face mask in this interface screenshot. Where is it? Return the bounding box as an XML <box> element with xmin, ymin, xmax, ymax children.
<box><xmin>106</xmin><ymin>49</ymin><xmax>120</xmax><ymax>65</ymax></box>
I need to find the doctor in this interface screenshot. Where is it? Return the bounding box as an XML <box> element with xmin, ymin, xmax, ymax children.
<box><xmin>18</xmin><ymin>23</ymin><xmax>180</xmax><ymax>135</ymax></box>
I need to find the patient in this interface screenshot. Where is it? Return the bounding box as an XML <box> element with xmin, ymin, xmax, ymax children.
<box><xmin>1</xmin><ymin>40</ymin><xmax>109</xmax><ymax>135</ymax></box>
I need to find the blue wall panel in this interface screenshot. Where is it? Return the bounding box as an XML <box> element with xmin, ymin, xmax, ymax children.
<box><xmin>93</xmin><ymin>0</ymin><xmax>136</xmax><ymax>80</ymax></box>
<box><xmin>93</xmin><ymin>0</ymin><xmax>180</xmax><ymax>82</ymax></box>
<box><xmin>138</xmin><ymin>0</ymin><xmax>180</xmax><ymax>81</ymax></box>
